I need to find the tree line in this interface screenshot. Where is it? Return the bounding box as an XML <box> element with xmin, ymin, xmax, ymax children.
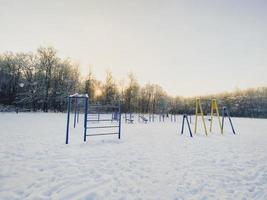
<box><xmin>0</xmin><ymin>47</ymin><xmax>266</xmax><ymax>118</ymax></box>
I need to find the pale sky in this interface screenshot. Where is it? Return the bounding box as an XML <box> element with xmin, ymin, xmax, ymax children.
<box><xmin>0</xmin><ymin>0</ymin><xmax>266</xmax><ymax>96</ymax></box>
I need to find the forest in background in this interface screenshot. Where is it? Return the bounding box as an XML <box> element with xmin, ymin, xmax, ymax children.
<box><xmin>0</xmin><ymin>47</ymin><xmax>266</xmax><ymax>118</ymax></box>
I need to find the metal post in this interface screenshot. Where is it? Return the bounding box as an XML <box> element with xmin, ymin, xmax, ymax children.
<box><xmin>222</xmin><ymin>107</ymin><xmax>236</xmax><ymax>134</ymax></box>
<box><xmin>227</xmin><ymin>110</ymin><xmax>236</xmax><ymax>134</ymax></box>
<box><xmin>181</xmin><ymin>115</ymin><xmax>185</xmax><ymax>134</ymax></box>
<box><xmin>84</xmin><ymin>97</ymin><xmax>88</xmax><ymax>142</ymax></box>
<box><xmin>66</xmin><ymin>96</ymin><xmax>71</xmax><ymax>144</ymax></box>
<box><xmin>118</xmin><ymin>103</ymin><xmax>122</xmax><ymax>139</ymax></box>
<box><xmin>181</xmin><ymin>114</ymin><xmax>192</xmax><ymax>137</ymax></box>
<box><xmin>222</xmin><ymin>108</ymin><xmax>225</xmax><ymax>130</ymax></box>
<box><xmin>74</xmin><ymin>97</ymin><xmax>77</xmax><ymax>128</ymax></box>
<box><xmin>185</xmin><ymin>115</ymin><xmax>193</xmax><ymax>137</ymax></box>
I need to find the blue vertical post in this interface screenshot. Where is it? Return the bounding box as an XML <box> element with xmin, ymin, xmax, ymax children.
<box><xmin>222</xmin><ymin>107</ymin><xmax>236</xmax><ymax>134</ymax></box>
<box><xmin>66</xmin><ymin>96</ymin><xmax>71</xmax><ymax>144</ymax></box>
<box><xmin>84</xmin><ymin>97</ymin><xmax>88</xmax><ymax>142</ymax></box>
<box><xmin>185</xmin><ymin>115</ymin><xmax>193</xmax><ymax>137</ymax></box>
<box><xmin>181</xmin><ymin>114</ymin><xmax>192</xmax><ymax>137</ymax></box>
<box><xmin>77</xmin><ymin>105</ymin><xmax>79</xmax><ymax>124</ymax></box>
<box><xmin>74</xmin><ymin>97</ymin><xmax>77</xmax><ymax>128</ymax></box>
<box><xmin>181</xmin><ymin>115</ymin><xmax>185</xmax><ymax>134</ymax></box>
<box><xmin>118</xmin><ymin>103</ymin><xmax>121</xmax><ymax>139</ymax></box>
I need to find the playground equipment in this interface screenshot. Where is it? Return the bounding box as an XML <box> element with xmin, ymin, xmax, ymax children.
<box><xmin>194</xmin><ymin>98</ymin><xmax>208</xmax><ymax>135</ymax></box>
<box><xmin>125</xmin><ymin>113</ymin><xmax>134</xmax><ymax>123</ymax></box>
<box><xmin>222</xmin><ymin>106</ymin><xmax>236</xmax><ymax>134</ymax></box>
<box><xmin>65</xmin><ymin>93</ymin><xmax>122</xmax><ymax>144</ymax></box>
<box><xmin>210</xmin><ymin>99</ymin><xmax>223</xmax><ymax>134</ymax></box>
<box><xmin>181</xmin><ymin>114</ymin><xmax>193</xmax><ymax>137</ymax></box>
<box><xmin>192</xmin><ymin>98</ymin><xmax>236</xmax><ymax>136</ymax></box>
<box><xmin>138</xmin><ymin>113</ymin><xmax>148</xmax><ymax>123</ymax></box>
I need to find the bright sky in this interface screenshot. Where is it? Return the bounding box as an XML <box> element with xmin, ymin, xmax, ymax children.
<box><xmin>0</xmin><ymin>0</ymin><xmax>267</xmax><ymax>96</ymax></box>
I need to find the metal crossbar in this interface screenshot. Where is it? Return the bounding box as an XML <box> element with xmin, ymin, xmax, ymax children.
<box><xmin>86</xmin><ymin>132</ymin><xmax>119</xmax><ymax>136</ymax></box>
<box><xmin>87</xmin><ymin>125</ymin><xmax>119</xmax><ymax>129</ymax></box>
<box><xmin>89</xmin><ymin>105</ymin><xmax>119</xmax><ymax>108</ymax></box>
<box><xmin>87</xmin><ymin>119</ymin><xmax>115</xmax><ymax>122</ymax></box>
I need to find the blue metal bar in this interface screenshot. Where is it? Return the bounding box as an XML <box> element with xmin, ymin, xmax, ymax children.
<box><xmin>74</xmin><ymin>97</ymin><xmax>77</xmax><ymax>128</ymax></box>
<box><xmin>228</xmin><ymin>112</ymin><xmax>236</xmax><ymax>134</ymax></box>
<box><xmin>89</xmin><ymin>105</ymin><xmax>120</xmax><ymax>108</ymax></box>
<box><xmin>68</xmin><ymin>96</ymin><xmax>88</xmax><ymax>99</ymax></box>
<box><xmin>88</xmin><ymin>111</ymin><xmax>119</xmax><ymax>114</ymax></box>
<box><xmin>87</xmin><ymin>125</ymin><xmax>119</xmax><ymax>129</ymax></box>
<box><xmin>222</xmin><ymin>108</ymin><xmax>225</xmax><ymax>130</ymax></box>
<box><xmin>84</xmin><ymin>98</ymin><xmax>88</xmax><ymax>142</ymax></box>
<box><xmin>87</xmin><ymin>119</ymin><xmax>115</xmax><ymax>122</ymax></box>
<box><xmin>65</xmin><ymin>96</ymin><xmax>71</xmax><ymax>144</ymax></box>
<box><xmin>185</xmin><ymin>115</ymin><xmax>193</xmax><ymax>137</ymax></box>
<box><xmin>181</xmin><ymin>114</ymin><xmax>192</xmax><ymax>137</ymax></box>
<box><xmin>86</xmin><ymin>132</ymin><xmax>119</xmax><ymax>136</ymax></box>
<box><xmin>222</xmin><ymin>107</ymin><xmax>236</xmax><ymax>134</ymax></box>
<box><xmin>181</xmin><ymin>115</ymin><xmax>185</xmax><ymax>134</ymax></box>
<box><xmin>118</xmin><ymin>103</ymin><xmax>121</xmax><ymax>139</ymax></box>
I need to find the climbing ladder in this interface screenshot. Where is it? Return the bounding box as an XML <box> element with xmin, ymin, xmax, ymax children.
<box><xmin>84</xmin><ymin>104</ymin><xmax>121</xmax><ymax>141</ymax></box>
<box><xmin>65</xmin><ymin>94</ymin><xmax>122</xmax><ymax>144</ymax></box>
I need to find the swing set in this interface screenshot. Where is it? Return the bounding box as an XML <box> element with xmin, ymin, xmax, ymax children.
<box><xmin>181</xmin><ymin>98</ymin><xmax>236</xmax><ymax>137</ymax></box>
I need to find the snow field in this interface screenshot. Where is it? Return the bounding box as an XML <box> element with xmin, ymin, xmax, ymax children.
<box><xmin>0</xmin><ymin>113</ymin><xmax>267</xmax><ymax>200</ymax></box>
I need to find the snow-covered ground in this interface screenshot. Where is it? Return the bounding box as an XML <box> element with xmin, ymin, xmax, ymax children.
<box><xmin>0</xmin><ymin>113</ymin><xmax>267</xmax><ymax>200</ymax></box>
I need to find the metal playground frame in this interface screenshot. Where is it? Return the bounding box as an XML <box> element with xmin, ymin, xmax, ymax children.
<box><xmin>65</xmin><ymin>93</ymin><xmax>122</xmax><ymax>144</ymax></box>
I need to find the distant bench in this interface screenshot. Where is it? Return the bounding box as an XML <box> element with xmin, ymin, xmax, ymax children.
<box><xmin>126</xmin><ymin>118</ymin><xmax>134</xmax><ymax>123</ymax></box>
<box><xmin>139</xmin><ymin>115</ymin><xmax>148</xmax><ymax>123</ymax></box>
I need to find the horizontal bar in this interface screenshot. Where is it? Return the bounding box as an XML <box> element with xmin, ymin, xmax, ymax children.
<box><xmin>88</xmin><ymin>112</ymin><xmax>118</xmax><ymax>115</ymax></box>
<box><xmin>69</xmin><ymin>94</ymin><xmax>88</xmax><ymax>98</ymax></box>
<box><xmin>87</xmin><ymin>126</ymin><xmax>119</xmax><ymax>129</ymax></box>
<box><xmin>86</xmin><ymin>132</ymin><xmax>119</xmax><ymax>136</ymax></box>
<box><xmin>87</xmin><ymin>119</ymin><xmax>114</xmax><ymax>122</ymax></box>
<box><xmin>89</xmin><ymin>105</ymin><xmax>119</xmax><ymax>108</ymax></box>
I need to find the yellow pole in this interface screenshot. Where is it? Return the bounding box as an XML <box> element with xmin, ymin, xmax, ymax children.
<box><xmin>214</xmin><ymin>100</ymin><xmax>223</xmax><ymax>134</ymax></box>
<box><xmin>199</xmin><ymin>100</ymin><xmax>208</xmax><ymax>136</ymax></box>
<box><xmin>210</xmin><ymin>100</ymin><xmax>214</xmax><ymax>132</ymax></box>
<box><xmin>194</xmin><ymin>98</ymin><xmax>208</xmax><ymax>136</ymax></box>
<box><xmin>194</xmin><ymin>99</ymin><xmax>198</xmax><ymax>134</ymax></box>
